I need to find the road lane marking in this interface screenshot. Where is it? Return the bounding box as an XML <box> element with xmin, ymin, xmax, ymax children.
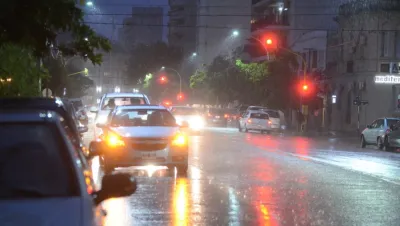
<box><xmin>289</xmin><ymin>153</ymin><xmax>400</xmax><ymax>185</ymax></box>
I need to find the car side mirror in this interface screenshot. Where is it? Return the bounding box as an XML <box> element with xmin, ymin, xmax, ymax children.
<box><xmin>93</xmin><ymin>173</ymin><xmax>137</xmax><ymax>205</ymax></box>
<box><xmin>90</xmin><ymin>106</ymin><xmax>98</xmax><ymax>113</ymax></box>
<box><xmin>78</xmin><ymin>125</ymin><xmax>88</xmax><ymax>134</ymax></box>
<box><xmin>88</xmin><ymin>141</ymin><xmax>103</xmax><ymax>159</ymax></box>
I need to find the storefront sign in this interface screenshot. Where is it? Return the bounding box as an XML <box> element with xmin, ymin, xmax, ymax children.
<box><xmin>374</xmin><ymin>75</ymin><xmax>400</xmax><ymax>84</ymax></box>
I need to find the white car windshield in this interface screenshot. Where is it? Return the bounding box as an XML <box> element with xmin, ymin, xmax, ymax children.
<box><xmin>111</xmin><ymin>109</ymin><xmax>176</xmax><ymax>127</ymax></box>
<box><xmin>101</xmin><ymin>97</ymin><xmax>146</xmax><ymax>110</ymax></box>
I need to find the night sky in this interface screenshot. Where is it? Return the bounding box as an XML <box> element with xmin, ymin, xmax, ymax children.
<box><xmin>86</xmin><ymin>0</ymin><xmax>168</xmax><ymax>42</ymax></box>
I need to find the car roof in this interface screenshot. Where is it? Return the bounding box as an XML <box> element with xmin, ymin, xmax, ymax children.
<box><xmin>0</xmin><ymin>109</ymin><xmax>61</xmax><ymax>123</ymax></box>
<box><xmin>103</xmin><ymin>93</ymin><xmax>148</xmax><ymax>98</ymax></box>
<box><xmin>115</xmin><ymin>105</ymin><xmax>166</xmax><ymax>110</ymax></box>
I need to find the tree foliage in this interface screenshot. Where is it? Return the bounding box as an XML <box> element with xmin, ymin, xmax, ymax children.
<box><xmin>0</xmin><ymin>43</ymin><xmax>48</xmax><ymax>96</ymax></box>
<box><xmin>0</xmin><ymin>0</ymin><xmax>111</xmax><ymax>64</ymax></box>
<box><xmin>126</xmin><ymin>42</ymin><xmax>183</xmax><ymax>84</ymax></box>
<box><xmin>190</xmin><ymin>50</ymin><xmax>298</xmax><ymax>109</ymax></box>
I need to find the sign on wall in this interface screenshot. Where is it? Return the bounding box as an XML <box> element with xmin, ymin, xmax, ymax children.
<box><xmin>375</xmin><ymin>75</ymin><xmax>400</xmax><ymax>84</ymax></box>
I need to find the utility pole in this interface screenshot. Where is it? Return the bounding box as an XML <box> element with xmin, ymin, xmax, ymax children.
<box><xmin>353</xmin><ymin>96</ymin><xmax>369</xmax><ymax>132</ymax></box>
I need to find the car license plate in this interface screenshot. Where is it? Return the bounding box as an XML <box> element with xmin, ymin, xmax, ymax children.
<box><xmin>141</xmin><ymin>153</ymin><xmax>156</xmax><ymax>159</ymax></box>
<box><xmin>215</xmin><ymin>116</ymin><xmax>220</xmax><ymax>119</ymax></box>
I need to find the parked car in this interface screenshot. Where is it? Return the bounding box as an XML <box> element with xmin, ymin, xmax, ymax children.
<box><xmin>0</xmin><ymin>104</ymin><xmax>137</xmax><ymax>226</ymax></box>
<box><xmin>383</xmin><ymin>121</ymin><xmax>400</xmax><ymax>151</ymax></box>
<box><xmin>238</xmin><ymin>110</ymin><xmax>275</xmax><ymax>133</ymax></box>
<box><xmin>361</xmin><ymin>117</ymin><xmax>400</xmax><ymax>149</ymax></box>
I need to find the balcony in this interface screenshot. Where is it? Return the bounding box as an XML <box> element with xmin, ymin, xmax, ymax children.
<box><xmin>251</xmin><ymin>15</ymin><xmax>289</xmax><ymax>32</ymax></box>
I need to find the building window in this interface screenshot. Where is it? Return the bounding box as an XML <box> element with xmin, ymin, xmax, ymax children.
<box><xmin>380</xmin><ymin>63</ymin><xmax>390</xmax><ymax>73</ymax></box>
<box><xmin>346</xmin><ymin>61</ymin><xmax>354</xmax><ymax>73</ymax></box>
<box><xmin>395</xmin><ymin>31</ymin><xmax>400</xmax><ymax>58</ymax></box>
<box><xmin>381</xmin><ymin>32</ymin><xmax>390</xmax><ymax>57</ymax></box>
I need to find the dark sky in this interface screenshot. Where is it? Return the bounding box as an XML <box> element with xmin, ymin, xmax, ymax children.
<box><xmin>85</xmin><ymin>0</ymin><xmax>168</xmax><ymax>42</ymax></box>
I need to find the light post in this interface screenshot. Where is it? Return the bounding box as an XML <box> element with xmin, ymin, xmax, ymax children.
<box><xmin>160</xmin><ymin>66</ymin><xmax>182</xmax><ymax>95</ymax></box>
<box><xmin>114</xmin><ymin>86</ymin><xmax>120</xmax><ymax>93</ymax></box>
<box><xmin>96</xmin><ymin>86</ymin><xmax>102</xmax><ymax>93</ymax></box>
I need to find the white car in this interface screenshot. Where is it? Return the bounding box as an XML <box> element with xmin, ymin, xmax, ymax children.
<box><xmin>244</xmin><ymin>106</ymin><xmax>282</xmax><ymax>130</ymax></box>
<box><xmin>238</xmin><ymin>110</ymin><xmax>274</xmax><ymax>133</ymax></box>
<box><xmin>361</xmin><ymin>117</ymin><xmax>400</xmax><ymax>149</ymax></box>
<box><xmin>96</xmin><ymin>105</ymin><xmax>189</xmax><ymax>175</ymax></box>
<box><xmin>0</xmin><ymin>107</ymin><xmax>136</xmax><ymax>226</ymax></box>
<box><xmin>170</xmin><ymin>106</ymin><xmax>205</xmax><ymax>131</ymax></box>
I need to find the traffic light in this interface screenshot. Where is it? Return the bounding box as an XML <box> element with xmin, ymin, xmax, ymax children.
<box><xmin>261</xmin><ymin>33</ymin><xmax>278</xmax><ymax>50</ymax></box>
<box><xmin>159</xmin><ymin>75</ymin><xmax>168</xmax><ymax>84</ymax></box>
<box><xmin>177</xmin><ymin>93</ymin><xmax>184</xmax><ymax>101</ymax></box>
<box><xmin>266</xmin><ymin>38</ymin><xmax>273</xmax><ymax>45</ymax></box>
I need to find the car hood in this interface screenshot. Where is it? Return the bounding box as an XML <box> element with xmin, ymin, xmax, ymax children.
<box><xmin>111</xmin><ymin>126</ymin><xmax>179</xmax><ymax>138</ymax></box>
<box><xmin>0</xmin><ymin>198</ymin><xmax>82</xmax><ymax>226</ymax></box>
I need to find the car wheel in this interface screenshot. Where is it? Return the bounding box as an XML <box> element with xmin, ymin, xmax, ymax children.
<box><xmin>176</xmin><ymin>164</ymin><xmax>188</xmax><ymax>177</ymax></box>
<box><xmin>383</xmin><ymin>136</ymin><xmax>394</xmax><ymax>152</ymax></box>
<box><xmin>360</xmin><ymin>135</ymin><xmax>366</xmax><ymax>148</ymax></box>
<box><xmin>377</xmin><ymin>137</ymin><xmax>384</xmax><ymax>150</ymax></box>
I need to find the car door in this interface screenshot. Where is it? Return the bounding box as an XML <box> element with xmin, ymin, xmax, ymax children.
<box><xmin>364</xmin><ymin>120</ymin><xmax>377</xmax><ymax>143</ymax></box>
<box><xmin>373</xmin><ymin>119</ymin><xmax>385</xmax><ymax>143</ymax></box>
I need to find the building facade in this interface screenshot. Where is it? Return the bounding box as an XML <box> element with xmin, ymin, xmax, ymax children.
<box><xmin>328</xmin><ymin>0</ymin><xmax>400</xmax><ymax>131</ymax></box>
<box><xmin>196</xmin><ymin>0</ymin><xmax>251</xmax><ymax>66</ymax></box>
<box><xmin>119</xmin><ymin>7</ymin><xmax>164</xmax><ymax>48</ymax></box>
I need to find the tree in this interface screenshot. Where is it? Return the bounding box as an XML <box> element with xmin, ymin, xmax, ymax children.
<box><xmin>126</xmin><ymin>42</ymin><xmax>183</xmax><ymax>84</ymax></box>
<box><xmin>0</xmin><ymin>43</ymin><xmax>47</xmax><ymax>97</ymax></box>
<box><xmin>0</xmin><ymin>0</ymin><xmax>111</xmax><ymax>64</ymax></box>
<box><xmin>65</xmin><ymin>74</ymin><xmax>94</xmax><ymax>98</ymax></box>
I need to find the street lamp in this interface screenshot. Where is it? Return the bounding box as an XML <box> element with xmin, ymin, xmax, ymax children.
<box><xmin>86</xmin><ymin>1</ymin><xmax>93</xmax><ymax>6</ymax></box>
<box><xmin>96</xmin><ymin>86</ymin><xmax>102</xmax><ymax>93</ymax></box>
<box><xmin>192</xmin><ymin>52</ymin><xmax>197</xmax><ymax>57</ymax></box>
<box><xmin>160</xmin><ymin>67</ymin><xmax>182</xmax><ymax>95</ymax></box>
<box><xmin>115</xmin><ymin>86</ymin><xmax>120</xmax><ymax>93</ymax></box>
<box><xmin>232</xmin><ymin>30</ymin><xmax>239</xmax><ymax>37</ymax></box>
<box><xmin>133</xmin><ymin>88</ymin><xmax>139</xmax><ymax>93</ymax></box>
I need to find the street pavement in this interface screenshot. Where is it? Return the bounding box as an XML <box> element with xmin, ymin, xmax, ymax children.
<box><xmin>83</xmin><ymin>125</ymin><xmax>400</xmax><ymax>226</ymax></box>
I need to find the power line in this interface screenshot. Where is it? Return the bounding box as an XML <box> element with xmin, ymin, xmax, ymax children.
<box><xmin>85</xmin><ymin>22</ymin><xmax>400</xmax><ymax>32</ymax></box>
<box><xmin>87</xmin><ymin>13</ymin><xmax>341</xmax><ymax>17</ymax></box>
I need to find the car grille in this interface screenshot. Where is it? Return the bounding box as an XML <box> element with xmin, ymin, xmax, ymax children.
<box><xmin>130</xmin><ymin>137</ymin><xmax>169</xmax><ymax>151</ymax></box>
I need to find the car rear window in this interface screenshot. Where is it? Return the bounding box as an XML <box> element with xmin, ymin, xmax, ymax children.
<box><xmin>209</xmin><ymin>109</ymin><xmax>224</xmax><ymax>114</ymax></box>
<box><xmin>387</xmin><ymin>119</ymin><xmax>400</xmax><ymax>127</ymax></box>
<box><xmin>101</xmin><ymin>97</ymin><xmax>146</xmax><ymax>110</ymax></box>
<box><xmin>264</xmin><ymin>110</ymin><xmax>279</xmax><ymax>118</ymax></box>
<box><xmin>0</xmin><ymin>123</ymin><xmax>78</xmax><ymax>199</ymax></box>
<box><xmin>111</xmin><ymin>109</ymin><xmax>176</xmax><ymax>127</ymax></box>
<box><xmin>250</xmin><ymin>113</ymin><xmax>269</xmax><ymax>119</ymax></box>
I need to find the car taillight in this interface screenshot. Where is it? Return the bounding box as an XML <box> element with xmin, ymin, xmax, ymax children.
<box><xmin>208</xmin><ymin>113</ymin><xmax>212</xmax><ymax>117</ymax></box>
<box><xmin>171</xmin><ymin>133</ymin><xmax>187</xmax><ymax>146</ymax></box>
<box><xmin>224</xmin><ymin>114</ymin><xmax>229</xmax><ymax>118</ymax></box>
<box><xmin>247</xmin><ymin>119</ymin><xmax>252</xmax><ymax>123</ymax></box>
<box><xmin>106</xmin><ymin>132</ymin><xmax>125</xmax><ymax>147</ymax></box>
<box><xmin>268</xmin><ymin>120</ymin><xmax>272</xmax><ymax>124</ymax></box>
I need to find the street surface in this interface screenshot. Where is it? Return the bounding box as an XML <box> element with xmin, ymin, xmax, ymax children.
<box><xmin>84</xmin><ymin>125</ymin><xmax>400</xmax><ymax>225</ymax></box>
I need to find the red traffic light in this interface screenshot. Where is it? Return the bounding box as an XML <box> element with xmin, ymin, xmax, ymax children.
<box><xmin>302</xmin><ymin>84</ymin><xmax>308</xmax><ymax>91</ymax></box>
<box><xmin>162</xmin><ymin>100</ymin><xmax>171</xmax><ymax>106</ymax></box>
<box><xmin>266</xmin><ymin>38</ymin><xmax>273</xmax><ymax>45</ymax></box>
<box><xmin>159</xmin><ymin>75</ymin><xmax>168</xmax><ymax>84</ymax></box>
<box><xmin>177</xmin><ymin>93</ymin><xmax>184</xmax><ymax>100</ymax></box>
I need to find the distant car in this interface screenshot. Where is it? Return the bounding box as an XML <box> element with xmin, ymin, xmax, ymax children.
<box><xmin>238</xmin><ymin>110</ymin><xmax>274</xmax><ymax>133</ymax></box>
<box><xmin>0</xmin><ymin>107</ymin><xmax>136</xmax><ymax>226</ymax></box>
<box><xmin>170</xmin><ymin>106</ymin><xmax>205</xmax><ymax>131</ymax></box>
<box><xmin>92</xmin><ymin>93</ymin><xmax>151</xmax><ymax>137</ymax></box>
<box><xmin>205</xmin><ymin>108</ymin><xmax>228</xmax><ymax>127</ymax></box>
<box><xmin>96</xmin><ymin>105</ymin><xmax>189</xmax><ymax>175</ymax></box>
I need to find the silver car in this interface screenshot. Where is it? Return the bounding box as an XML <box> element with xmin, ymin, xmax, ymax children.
<box><xmin>361</xmin><ymin>117</ymin><xmax>400</xmax><ymax>149</ymax></box>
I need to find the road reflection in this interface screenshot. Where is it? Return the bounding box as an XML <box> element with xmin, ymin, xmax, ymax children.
<box><xmin>172</xmin><ymin>178</ymin><xmax>189</xmax><ymax>226</ymax></box>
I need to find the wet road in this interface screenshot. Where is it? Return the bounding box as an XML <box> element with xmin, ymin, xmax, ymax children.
<box><xmin>84</xmin><ymin>127</ymin><xmax>400</xmax><ymax>226</ymax></box>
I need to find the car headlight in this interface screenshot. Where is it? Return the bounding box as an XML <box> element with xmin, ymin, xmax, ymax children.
<box><xmin>96</xmin><ymin>115</ymin><xmax>108</xmax><ymax>124</ymax></box>
<box><xmin>175</xmin><ymin>116</ymin><xmax>183</xmax><ymax>125</ymax></box>
<box><xmin>189</xmin><ymin>116</ymin><xmax>205</xmax><ymax>129</ymax></box>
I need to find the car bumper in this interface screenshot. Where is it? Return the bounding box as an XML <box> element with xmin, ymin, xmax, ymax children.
<box><xmin>101</xmin><ymin>146</ymin><xmax>188</xmax><ymax>167</ymax></box>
